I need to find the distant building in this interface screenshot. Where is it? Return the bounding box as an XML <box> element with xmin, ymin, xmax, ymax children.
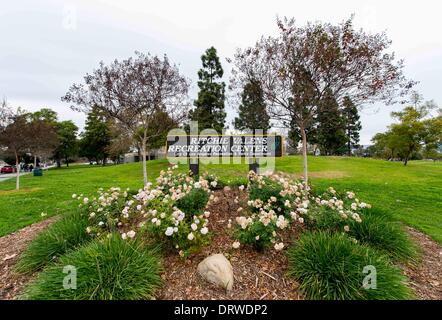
<box><xmin>123</xmin><ymin>147</ymin><xmax>166</xmax><ymax>163</ymax></box>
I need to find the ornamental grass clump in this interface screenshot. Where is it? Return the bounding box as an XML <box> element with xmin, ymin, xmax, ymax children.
<box><xmin>348</xmin><ymin>208</ymin><xmax>418</xmax><ymax>263</ymax></box>
<box><xmin>287</xmin><ymin>231</ymin><xmax>412</xmax><ymax>300</ymax></box>
<box><xmin>22</xmin><ymin>234</ymin><xmax>162</xmax><ymax>300</ymax></box>
<box><xmin>15</xmin><ymin>209</ymin><xmax>89</xmax><ymax>274</ymax></box>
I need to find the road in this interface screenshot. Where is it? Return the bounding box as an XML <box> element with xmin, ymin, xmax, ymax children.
<box><xmin>0</xmin><ymin>171</ymin><xmax>30</xmax><ymax>182</ymax></box>
<box><xmin>0</xmin><ymin>166</ymin><xmax>56</xmax><ymax>182</ymax></box>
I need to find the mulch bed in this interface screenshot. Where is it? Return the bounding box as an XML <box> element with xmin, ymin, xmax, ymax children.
<box><xmin>158</xmin><ymin>188</ymin><xmax>302</xmax><ymax>300</ymax></box>
<box><xmin>402</xmin><ymin>227</ymin><xmax>442</xmax><ymax>299</ymax></box>
<box><xmin>0</xmin><ymin>189</ymin><xmax>441</xmax><ymax>300</ymax></box>
<box><xmin>0</xmin><ymin>216</ymin><xmax>57</xmax><ymax>300</ymax></box>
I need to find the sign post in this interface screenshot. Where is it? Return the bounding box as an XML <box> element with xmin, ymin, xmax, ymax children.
<box><xmin>248</xmin><ymin>158</ymin><xmax>259</xmax><ymax>174</ymax></box>
<box><xmin>189</xmin><ymin>158</ymin><xmax>199</xmax><ymax>177</ymax></box>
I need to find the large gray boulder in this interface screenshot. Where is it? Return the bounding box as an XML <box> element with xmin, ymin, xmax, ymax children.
<box><xmin>197</xmin><ymin>254</ymin><xmax>234</xmax><ymax>291</ymax></box>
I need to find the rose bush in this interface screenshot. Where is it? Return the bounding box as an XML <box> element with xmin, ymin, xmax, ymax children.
<box><xmin>74</xmin><ymin>166</ymin><xmax>213</xmax><ymax>257</ymax></box>
<box><xmin>233</xmin><ymin>171</ymin><xmax>371</xmax><ymax>251</ymax></box>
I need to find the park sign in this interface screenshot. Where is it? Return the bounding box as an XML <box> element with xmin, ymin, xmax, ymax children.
<box><xmin>166</xmin><ymin>134</ymin><xmax>283</xmax><ymax>175</ymax></box>
<box><xmin>167</xmin><ymin>135</ymin><xmax>283</xmax><ymax>158</ymax></box>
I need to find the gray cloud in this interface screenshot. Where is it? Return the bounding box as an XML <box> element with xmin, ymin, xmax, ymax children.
<box><xmin>1</xmin><ymin>0</ymin><xmax>440</xmax><ymax>143</ymax></box>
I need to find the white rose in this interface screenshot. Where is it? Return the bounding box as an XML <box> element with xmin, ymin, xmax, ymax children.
<box><xmin>127</xmin><ymin>230</ymin><xmax>136</xmax><ymax>238</ymax></box>
<box><xmin>191</xmin><ymin>223</ymin><xmax>198</xmax><ymax>231</ymax></box>
<box><xmin>232</xmin><ymin>241</ymin><xmax>240</xmax><ymax>249</ymax></box>
<box><xmin>187</xmin><ymin>232</ymin><xmax>195</xmax><ymax>240</ymax></box>
<box><xmin>200</xmin><ymin>227</ymin><xmax>208</xmax><ymax>235</ymax></box>
<box><xmin>165</xmin><ymin>227</ymin><xmax>174</xmax><ymax>236</ymax></box>
<box><xmin>359</xmin><ymin>202</ymin><xmax>367</xmax><ymax>208</ymax></box>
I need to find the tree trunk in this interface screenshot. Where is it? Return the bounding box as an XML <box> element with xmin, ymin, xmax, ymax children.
<box><xmin>66</xmin><ymin>157</ymin><xmax>69</xmax><ymax>167</ymax></box>
<box><xmin>137</xmin><ymin>145</ymin><xmax>142</xmax><ymax>162</ymax></box>
<box><xmin>142</xmin><ymin>138</ymin><xmax>148</xmax><ymax>187</ymax></box>
<box><xmin>300</xmin><ymin>127</ymin><xmax>309</xmax><ymax>186</ymax></box>
<box><xmin>34</xmin><ymin>155</ymin><xmax>37</xmax><ymax>167</ymax></box>
<box><xmin>15</xmin><ymin>152</ymin><xmax>20</xmax><ymax>190</ymax></box>
<box><xmin>404</xmin><ymin>157</ymin><xmax>408</xmax><ymax>166</ymax></box>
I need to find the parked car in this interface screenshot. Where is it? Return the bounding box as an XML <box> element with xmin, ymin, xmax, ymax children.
<box><xmin>0</xmin><ymin>165</ymin><xmax>17</xmax><ymax>174</ymax></box>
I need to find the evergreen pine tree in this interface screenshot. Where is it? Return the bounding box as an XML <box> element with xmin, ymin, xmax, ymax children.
<box><xmin>316</xmin><ymin>89</ymin><xmax>347</xmax><ymax>155</ymax></box>
<box><xmin>341</xmin><ymin>96</ymin><xmax>362</xmax><ymax>156</ymax></box>
<box><xmin>80</xmin><ymin>107</ymin><xmax>111</xmax><ymax>165</ymax></box>
<box><xmin>288</xmin><ymin>119</ymin><xmax>319</xmax><ymax>154</ymax></box>
<box><xmin>189</xmin><ymin>47</ymin><xmax>226</xmax><ymax>133</ymax></box>
<box><xmin>234</xmin><ymin>80</ymin><xmax>270</xmax><ymax>133</ymax></box>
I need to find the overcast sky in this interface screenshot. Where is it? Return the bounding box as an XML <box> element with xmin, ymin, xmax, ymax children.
<box><xmin>1</xmin><ymin>0</ymin><xmax>441</xmax><ymax>144</ymax></box>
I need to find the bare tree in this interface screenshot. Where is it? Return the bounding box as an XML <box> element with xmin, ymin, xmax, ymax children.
<box><xmin>62</xmin><ymin>52</ymin><xmax>190</xmax><ymax>186</ymax></box>
<box><xmin>28</xmin><ymin>119</ymin><xmax>59</xmax><ymax>167</ymax></box>
<box><xmin>230</xmin><ymin>17</ymin><xmax>415</xmax><ymax>184</ymax></box>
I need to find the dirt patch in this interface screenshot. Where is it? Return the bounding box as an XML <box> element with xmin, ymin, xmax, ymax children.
<box><xmin>0</xmin><ymin>216</ymin><xmax>57</xmax><ymax>300</ymax></box>
<box><xmin>403</xmin><ymin>227</ymin><xmax>442</xmax><ymax>299</ymax></box>
<box><xmin>278</xmin><ymin>171</ymin><xmax>348</xmax><ymax>180</ymax></box>
<box><xmin>0</xmin><ymin>187</ymin><xmax>42</xmax><ymax>195</ymax></box>
<box><xmin>158</xmin><ymin>188</ymin><xmax>303</xmax><ymax>300</ymax></box>
<box><xmin>309</xmin><ymin>171</ymin><xmax>348</xmax><ymax>179</ymax></box>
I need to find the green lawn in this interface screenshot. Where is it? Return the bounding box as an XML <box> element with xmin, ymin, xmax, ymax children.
<box><xmin>1</xmin><ymin>157</ymin><xmax>441</xmax><ymax>244</ymax></box>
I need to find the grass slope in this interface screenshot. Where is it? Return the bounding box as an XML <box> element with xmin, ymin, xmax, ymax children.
<box><xmin>1</xmin><ymin>157</ymin><xmax>441</xmax><ymax>243</ymax></box>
